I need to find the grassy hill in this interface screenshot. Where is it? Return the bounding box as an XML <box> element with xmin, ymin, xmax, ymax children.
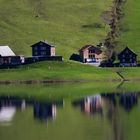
<box><xmin>0</xmin><ymin>61</ymin><xmax>120</xmax><ymax>81</ymax></box>
<box><xmin>117</xmin><ymin>0</ymin><xmax>140</xmax><ymax>59</ymax></box>
<box><xmin>0</xmin><ymin>0</ymin><xmax>112</xmax><ymax>59</ymax></box>
<box><xmin>0</xmin><ymin>0</ymin><xmax>140</xmax><ymax>81</ymax></box>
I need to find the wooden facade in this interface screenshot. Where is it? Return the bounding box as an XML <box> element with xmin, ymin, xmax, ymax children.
<box><xmin>79</xmin><ymin>45</ymin><xmax>103</xmax><ymax>63</ymax></box>
<box><xmin>0</xmin><ymin>56</ymin><xmax>21</xmax><ymax>66</ymax></box>
<box><xmin>118</xmin><ymin>47</ymin><xmax>137</xmax><ymax>67</ymax></box>
<box><xmin>31</xmin><ymin>41</ymin><xmax>55</xmax><ymax>57</ymax></box>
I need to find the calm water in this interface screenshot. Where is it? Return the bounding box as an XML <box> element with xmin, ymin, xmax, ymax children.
<box><xmin>0</xmin><ymin>89</ymin><xmax>140</xmax><ymax>140</ymax></box>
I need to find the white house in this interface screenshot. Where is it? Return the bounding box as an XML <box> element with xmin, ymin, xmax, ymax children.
<box><xmin>0</xmin><ymin>46</ymin><xmax>15</xmax><ymax>56</ymax></box>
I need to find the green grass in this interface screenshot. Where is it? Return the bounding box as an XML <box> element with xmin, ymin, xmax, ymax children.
<box><xmin>117</xmin><ymin>0</ymin><xmax>140</xmax><ymax>58</ymax></box>
<box><xmin>0</xmin><ymin>0</ymin><xmax>113</xmax><ymax>59</ymax></box>
<box><xmin>0</xmin><ymin>0</ymin><xmax>140</xmax><ymax>81</ymax></box>
<box><xmin>0</xmin><ymin>61</ymin><xmax>120</xmax><ymax>81</ymax></box>
<box><xmin>113</xmin><ymin>67</ymin><xmax>140</xmax><ymax>81</ymax></box>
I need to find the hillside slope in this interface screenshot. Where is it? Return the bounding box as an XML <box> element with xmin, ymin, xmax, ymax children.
<box><xmin>0</xmin><ymin>0</ymin><xmax>112</xmax><ymax>59</ymax></box>
<box><xmin>117</xmin><ymin>0</ymin><xmax>140</xmax><ymax>59</ymax></box>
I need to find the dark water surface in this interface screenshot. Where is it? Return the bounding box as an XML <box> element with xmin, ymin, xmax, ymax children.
<box><xmin>0</xmin><ymin>90</ymin><xmax>140</xmax><ymax>140</ymax></box>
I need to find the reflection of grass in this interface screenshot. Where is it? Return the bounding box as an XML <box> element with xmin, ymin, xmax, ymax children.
<box><xmin>0</xmin><ymin>81</ymin><xmax>140</xmax><ymax>101</ymax></box>
<box><xmin>118</xmin><ymin>81</ymin><xmax>140</xmax><ymax>92</ymax></box>
<box><xmin>0</xmin><ymin>82</ymin><xmax>119</xmax><ymax>101</ymax></box>
<box><xmin>0</xmin><ymin>61</ymin><xmax>120</xmax><ymax>81</ymax></box>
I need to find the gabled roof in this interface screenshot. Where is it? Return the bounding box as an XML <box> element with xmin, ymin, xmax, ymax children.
<box><xmin>118</xmin><ymin>47</ymin><xmax>137</xmax><ymax>57</ymax></box>
<box><xmin>0</xmin><ymin>46</ymin><xmax>15</xmax><ymax>56</ymax></box>
<box><xmin>31</xmin><ymin>41</ymin><xmax>55</xmax><ymax>48</ymax></box>
<box><xmin>79</xmin><ymin>45</ymin><xmax>102</xmax><ymax>52</ymax></box>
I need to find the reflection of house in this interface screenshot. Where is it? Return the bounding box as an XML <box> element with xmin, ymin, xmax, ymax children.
<box><xmin>0</xmin><ymin>46</ymin><xmax>21</xmax><ymax>66</ymax></box>
<box><xmin>119</xmin><ymin>93</ymin><xmax>138</xmax><ymax>111</ymax></box>
<box><xmin>118</xmin><ymin>47</ymin><xmax>137</xmax><ymax>67</ymax></box>
<box><xmin>0</xmin><ymin>107</ymin><xmax>16</xmax><ymax>123</ymax></box>
<box><xmin>0</xmin><ymin>96</ymin><xmax>24</xmax><ymax>123</ymax></box>
<box><xmin>73</xmin><ymin>92</ymin><xmax>139</xmax><ymax>116</ymax></box>
<box><xmin>79</xmin><ymin>45</ymin><xmax>103</xmax><ymax>64</ymax></box>
<box><xmin>84</xmin><ymin>95</ymin><xmax>103</xmax><ymax>114</ymax></box>
<box><xmin>73</xmin><ymin>94</ymin><xmax>103</xmax><ymax>115</ymax></box>
<box><xmin>33</xmin><ymin>101</ymin><xmax>63</xmax><ymax>121</ymax></box>
<box><xmin>0</xmin><ymin>96</ymin><xmax>63</xmax><ymax>124</ymax></box>
<box><xmin>34</xmin><ymin>103</ymin><xmax>57</xmax><ymax>121</ymax></box>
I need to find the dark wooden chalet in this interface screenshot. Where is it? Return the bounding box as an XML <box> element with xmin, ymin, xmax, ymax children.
<box><xmin>118</xmin><ymin>47</ymin><xmax>137</xmax><ymax>67</ymax></box>
<box><xmin>30</xmin><ymin>41</ymin><xmax>63</xmax><ymax>62</ymax></box>
<box><xmin>31</xmin><ymin>41</ymin><xmax>55</xmax><ymax>57</ymax></box>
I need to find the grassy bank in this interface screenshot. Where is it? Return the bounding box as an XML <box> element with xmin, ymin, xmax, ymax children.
<box><xmin>0</xmin><ymin>0</ymin><xmax>113</xmax><ymax>59</ymax></box>
<box><xmin>117</xmin><ymin>0</ymin><xmax>140</xmax><ymax>58</ymax></box>
<box><xmin>114</xmin><ymin>67</ymin><xmax>140</xmax><ymax>81</ymax></box>
<box><xmin>0</xmin><ymin>60</ymin><xmax>140</xmax><ymax>82</ymax></box>
<box><xmin>0</xmin><ymin>61</ymin><xmax>120</xmax><ymax>81</ymax></box>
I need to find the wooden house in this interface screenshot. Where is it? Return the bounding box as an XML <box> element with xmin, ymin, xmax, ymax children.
<box><xmin>79</xmin><ymin>45</ymin><xmax>103</xmax><ymax>63</ymax></box>
<box><xmin>31</xmin><ymin>41</ymin><xmax>55</xmax><ymax>57</ymax></box>
<box><xmin>118</xmin><ymin>47</ymin><xmax>137</xmax><ymax>67</ymax></box>
<box><xmin>0</xmin><ymin>46</ymin><xmax>21</xmax><ymax>66</ymax></box>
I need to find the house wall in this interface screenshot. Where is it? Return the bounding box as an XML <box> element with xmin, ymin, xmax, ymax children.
<box><xmin>0</xmin><ymin>56</ymin><xmax>21</xmax><ymax>66</ymax></box>
<box><xmin>118</xmin><ymin>48</ymin><xmax>137</xmax><ymax>67</ymax></box>
<box><xmin>80</xmin><ymin>48</ymin><xmax>102</xmax><ymax>63</ymax></box>
<box><xmin>119</xmin><ymin>55</ymin><xmax>137</xmax><ymax>63</ymax></box>
<box><xmin>51</xmin><ymin>47</ymin><xmax>55</xmax><ymax>56</ymax></box>
<box><xmin>32</xmin><ymin>46</ymin><xmax>51</xmax><ymax>56</ymax></box>
<box><xmin>95</xmin><ymin>53</ymin><xmax>102</xmax><ymax>62</ymax></box>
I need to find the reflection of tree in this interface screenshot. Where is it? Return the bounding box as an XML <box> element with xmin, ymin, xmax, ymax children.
<box><xmin>73</xmin><ymin>92</ymin><xmax>139</xmax><ymax>140</ymax></box>
<box><xmin>102</xmin><ymin>94</ymin><xmax>124</xmax><ymax>140</ymax></box>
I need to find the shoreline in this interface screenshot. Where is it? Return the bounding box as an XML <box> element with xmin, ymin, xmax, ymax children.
<box><xmin>0</xmin><ymin>78</ymin><xmax>132</xmax><ymax>85</ymax></box>
<box><xmin>0</xmin><ymin>79</ymin><xmax>122</xmax><ymax>85</ymax></box>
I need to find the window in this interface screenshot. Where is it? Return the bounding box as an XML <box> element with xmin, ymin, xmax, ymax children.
<box><xmin>41</xmin><ymin>47</ymin><xmax>46</xmax><ymax>51</ymax></box>
<box><xmin>89</xmin><ymin>49</ymin><xmax>95</xmax><ymax>53</ymax></box>
<box><xmin>34</xmin><ymin>52</ymin><xmax>38</xmax><ymax>55</ymax></box>
<box><xmin>89</xmin><ymin>54</ymin><xmax>95</xmax><ymax>59</ymax></box>
<box><xmin>41</xmin><ymin>52</ymin><xmax>46</xmax><ymax>55</ymax></box>
<box><xmin>34</xmin><ymin>47</ymin><xmax>38</xmax><ymax>51</ymax></box>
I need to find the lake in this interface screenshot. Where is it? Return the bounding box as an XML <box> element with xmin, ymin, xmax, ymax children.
<box><xmin>0</xmin><ymin>82</ymin><xmax>140</xmax><ymax>140</ymax></box>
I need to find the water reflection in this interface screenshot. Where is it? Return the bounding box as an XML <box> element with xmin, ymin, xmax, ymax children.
<box><xmin>73</xmin><ymin>94</ymin><xmax>103</xmax><ymax>116</ymax></box>
<box><xmin>0</xmin><ymin>92</ymin><xmax>140</xmax><ymax>140</ymax></box>
<box><xmin>73</xmin><ymin>92</ymin><xmax>139</xmax><ymax>140</ymax></box>
<box><xmin>0</xmin><ymin>96</ymin><xmax>63</xmax><ymax>124</ymax></box>
<box><xmin>73</xmin><ymin>92</ymin><xmax>139</xmax><ymax>115</ymax></box>
<box><xmin>34</xmin><ymin>101</ymin><xmax>63</xmax><ymax>121</ymax></box>
<box><xmin>119</xmin><ymin>93</ymin><xmax>138</xmax><ymax>111</ymax></box>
